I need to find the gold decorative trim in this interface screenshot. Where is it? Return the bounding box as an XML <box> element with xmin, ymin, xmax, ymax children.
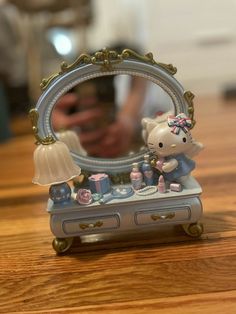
<box><xmin>121</xmin><ymin>49</ymin><xmax>177</xmax><ymax>75</ymax></box>
<box><xmin>79</xmin><ymin>221</ymin><xmax>103</xmax><ymax>230</ymax></box>
<box><xmin>60</xmin><ymin>53</ymin><xmax>92</xmax><ymax>72</ymax></box>
<box><xmin>28</xmin><ymin>108</ymin><xmax>56</xmax><ymax>145</ymax></box>
<box><xmin>184</xmin><ymin>90</ymin><xmax>195</xmax><ymax>128</ymax></box>
<box><xmin>52</xmin><ymin>237</ymin><xmax>74</xmax><ymax>254</ymax></box>
<box><xmin>40</xmin><ymin>74</ymin><xmax>60</xmax><ymax>90</ymax></box>
<box><xmin>182</xmin><ymin>223</ymin><xmax>203</xmax><ymax>237</ymax></box>
<box><xmin>40</xmin><ymin>53</ymin><xmax>93</xmax><ymax>90</ymax></box>
<box><xmin>40</xmin><ymin>48</ymin><xmax>177</xmax><ymax>91</ymax></box>
<box><xmin>151</xmin><ymin>213</ymin><xmax>175</xmax><ymax>221</ymax></box>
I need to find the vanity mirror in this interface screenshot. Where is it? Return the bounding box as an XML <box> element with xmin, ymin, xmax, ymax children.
<box><xmin>29</xmin><ymin>48</ymin><xmax>203</xmax><ymax>254</ymax></box>
<box><xmin>51</xmin><ymin>74</ymin><xmax>175</xmax><ymax>159</ymax></box>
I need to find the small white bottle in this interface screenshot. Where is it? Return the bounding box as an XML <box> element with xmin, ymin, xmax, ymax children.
<box><xmin>130</xmin><ymin>162</ymin><xmax>143</xmax><ymax>190</ymax></box>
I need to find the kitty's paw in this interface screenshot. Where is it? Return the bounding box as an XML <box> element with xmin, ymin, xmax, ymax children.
<box><xmin>162</xmin><ymin>159</ymin><xmax>178</xmax><ymax>173</ymax></box>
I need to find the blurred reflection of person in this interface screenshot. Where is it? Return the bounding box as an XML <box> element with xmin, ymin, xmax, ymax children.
<box><xmin>52</xmin><ymin>42</ymin><xmax>149</xmax><ymax>158</ymax></box>
<box><xmin>52</xmin><ymin>73</ymin><xmax>147</xmax><ymax>158</ymax></box>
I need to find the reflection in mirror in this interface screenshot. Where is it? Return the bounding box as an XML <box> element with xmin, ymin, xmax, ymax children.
<box><xmin>52</xmin><ymin>75</ymin><xmax>174</xmax><ymax>159</ymax></box>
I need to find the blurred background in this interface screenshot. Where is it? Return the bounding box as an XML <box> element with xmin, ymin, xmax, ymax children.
<box><xmin>0</xmin><ymin>0</ymin><xmax>236</xmax><ymax>143</ymax></box>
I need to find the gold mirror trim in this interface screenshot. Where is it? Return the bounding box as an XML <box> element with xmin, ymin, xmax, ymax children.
<box><xmin>184</xmin><ymin>90</ymin><xmax>195</xmax><ymax>128</ymax></box>
<box><xmin>40</xmin><ymin>48</ymin><xmax>177</xmax><ymax>91</ymax></box>
<box><xmin>121</xmin><ymin>49</ymin><xmax>177</xmax><ymax>75</ymax></box>
<box><xmin>29</xmin><ymin>108</ymin><xmax>56</xmax><ymax>145</ymax></box>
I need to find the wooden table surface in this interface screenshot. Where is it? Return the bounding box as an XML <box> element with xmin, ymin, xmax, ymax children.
<box><xmin>0</xmin><ymin>96</ymin><xmax>236</xmax><ymax>314</ymax></box>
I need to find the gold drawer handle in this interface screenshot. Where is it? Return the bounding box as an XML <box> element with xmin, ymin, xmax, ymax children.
<box><xmin>79</xmin><ymin>221</ymin><xmax>103</xmax><ymax>230</ymax></box>
<box><xmin>151</xmin><ymin>213</ymin><xmax>175</xmax><ymax>221</ymax></box>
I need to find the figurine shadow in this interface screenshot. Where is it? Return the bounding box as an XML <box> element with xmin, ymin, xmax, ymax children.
<box><xmin>202</xmin><ymin>209</ymin><xmax>236</xmax><ymax>233</ymax></box>
<box><xmin>67</xmin><ymin>224</ymin><xmax>204</xmax><ymax>261</ymax></box>
<box><xmin>64</xmin><ymin>209</ymin><xmax>236</xmax><ymax>261</ymax></box>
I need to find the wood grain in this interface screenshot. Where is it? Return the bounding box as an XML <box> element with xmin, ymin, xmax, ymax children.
<box><xmin>1</xmin><ymin>96</ymin><xmax>236</xmax><ymax>313</ymax></box>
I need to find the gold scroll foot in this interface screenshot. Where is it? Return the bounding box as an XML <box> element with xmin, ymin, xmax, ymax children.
<box><xmin>182</xmin><ymin>222</ymin><xmax>204</xmax><ymax>238</ymax></box>
<box><xmin>52</xmin><ymin>237</ymin><xmax>74</xmax><ymax>254</ymax></box>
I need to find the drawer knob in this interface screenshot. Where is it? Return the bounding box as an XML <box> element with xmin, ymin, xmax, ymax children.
<box><xmin>151</xmin><ymin>212</ymin><xmax>175</xmax><ymax>221</ymax></box>
<box><xmin>79</xmin><ymin>221</ymin><xmax>103</xmax><ymax>230</ymax></box>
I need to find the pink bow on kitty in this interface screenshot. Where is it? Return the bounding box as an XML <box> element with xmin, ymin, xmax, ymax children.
<box><xmin>168</xmin><ymin>114</ymin><xmax>192</xmax><ymax>134</ymax></box>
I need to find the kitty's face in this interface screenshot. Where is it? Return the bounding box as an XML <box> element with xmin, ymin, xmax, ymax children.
<box><xmin>147</xmin><ymin>123</ymin><xmax>193</xmax><ymax>157</ymax></box>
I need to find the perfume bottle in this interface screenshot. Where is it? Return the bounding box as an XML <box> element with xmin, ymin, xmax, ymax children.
<box><xmin>141</xmin><ymin>154</ymin><xmax>154</xmax><ymax>186</ymax></box>
<box><xmin>130</xmin><ymin>162</ymin><xmax>143</xmax><ymax>190</ymax></box>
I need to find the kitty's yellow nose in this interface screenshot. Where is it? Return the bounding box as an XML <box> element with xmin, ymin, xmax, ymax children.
<box><xmin>171</xmin><ymin>144</ymin><xmax>176</xmax><ymax>148</ymax></box>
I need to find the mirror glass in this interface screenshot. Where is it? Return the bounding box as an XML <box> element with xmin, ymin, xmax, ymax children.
<box><xmin>51</xmin><ymin>74</ymin><xmax>174</xmax><ymax>159</ymax></box>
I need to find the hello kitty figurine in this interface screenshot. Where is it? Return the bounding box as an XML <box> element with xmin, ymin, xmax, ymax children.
<box><xmin>142</xmin><ymin>113</ymin><xmax>203</xmax><ymax>186</ymax></box>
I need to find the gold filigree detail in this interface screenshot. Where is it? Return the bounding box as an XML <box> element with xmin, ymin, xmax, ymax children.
<box><xmin>182</xmin><ymin>223</ymin><xmax>203</xmax><ymax>237</ymax></box>
<box><xmin>151</xmin><ymin>213</ymin><xmax>175</xmax><ymax>221</ymax></box>
<box><xmin>52</xmin><ymin>237</ymin><xmax>74</xmax><ymax>254</ymax></box>
<box><xmin>92</xmin><ymin>48</ymin><xmax>122</xmax><ymax>70</ymax></box>
<box><xmin>29</xmin><ymin>108</ymin><xmax>56</xmax><ymax>145</ymax></box>
<box><xmin>121</xmin><ymin>49</ymin><xmax>177</xmax><ymax>75</ymax></box>
<box><xmin>184</xmin><ymin>90</ymin><xmax>195</xmax><ymax>128</ymax></box>
<box><xmin>158</xmin><ymin>62</ymin><xmax>177</xmax><ymax>75</ymax></box>
<box><xmin>40</xmin><ymin>48</ymin><xmax>177</xmax><ymax>91</ymax></box>
<box><xmin>40</xmin><ymin>74</ymin><xmax>60</xmax><ymax>90</ymax></box>
<box><xmin>121</xmin><ymin>49</ymin><xmax>156</xmax><ymax>64</ymax></box>
<box><xmin>40</xmin><ymin>53</ymin><xmax>93</xmax><ymax>91</ymax></box>
<box><xmin>79</xmin><ymin>221</ymin><xmax>103</xmax><ymax>230</ymax></box>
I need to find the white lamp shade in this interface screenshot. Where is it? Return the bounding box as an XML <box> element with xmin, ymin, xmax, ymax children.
<box><xmin>57</xmin><ymin>130</ymin><xmax>87</xmax><ymax>156</ymax></box>
<box><xmin>32</xmin><ymin>140</ymin><xmax>81</xmax><ymax>186</ymax></box>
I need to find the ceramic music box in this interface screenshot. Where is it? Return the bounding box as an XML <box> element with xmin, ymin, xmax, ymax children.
<box><xmin>29</xmin><ymin>48</ymin><xmax>203</xmax><ymax>254</ymax></box>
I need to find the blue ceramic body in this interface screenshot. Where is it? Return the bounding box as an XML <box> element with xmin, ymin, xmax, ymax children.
<box><xmin>141</xmin><ymin>161</ymin><xmax>154</xmax><ymax>186</ymax></box>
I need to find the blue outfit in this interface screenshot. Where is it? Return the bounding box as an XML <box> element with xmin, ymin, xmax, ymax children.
<box><xmin>163</xmin><ymin>153</ymin><xmax>195</xmax><ymax>182</ymax></box>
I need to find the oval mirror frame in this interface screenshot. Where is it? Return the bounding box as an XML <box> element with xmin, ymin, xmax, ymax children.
<box><xmin>29</xmin><ymin>48</ymin><xmax>195</xmax><ymax>174</ymax></box>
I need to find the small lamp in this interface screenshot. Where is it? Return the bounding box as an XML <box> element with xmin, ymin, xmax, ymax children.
<box><xmin>29</xmin><ymin>108</ymin><xmax>81</xmax><ymax>204</ymax></box>
<box><xmin>56</xmin><ymin>129</ymin><xmax>87</xmax><ymax>156</ymax></box>
<box><xmin>33</xmin><ymin>140</ymin><xmax>81</xmax><ymax>204</ymax></box>
<box><xmin>33</xmin><ymin>140</ymin><xmax>81</xmax><ymax>186</ymax></box>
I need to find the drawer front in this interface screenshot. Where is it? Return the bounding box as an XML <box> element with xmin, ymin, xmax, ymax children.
<box><xmin>62</xmin><ymin>214</ymin><xmax>120</xmax><ymax>235</ymax></box>
<box><xmin>135</xmin><ymin>207</ymin><xmax>190</xmax><ymax>226</ymax></box>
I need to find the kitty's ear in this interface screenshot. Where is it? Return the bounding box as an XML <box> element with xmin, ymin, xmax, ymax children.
<box><xmin>141</xmin><ymin>118</ymin><xmax>157</xmax><ymax>133</ymax></box>
<box><xmin>142</xmin><ymin>118</ymin><xmax>158</xmax><ymax>144</ymax></box>
<box><xmin>155</xmin><ymin>110</ymin><xmax>173</xmax><ymax>123</ymax></box>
